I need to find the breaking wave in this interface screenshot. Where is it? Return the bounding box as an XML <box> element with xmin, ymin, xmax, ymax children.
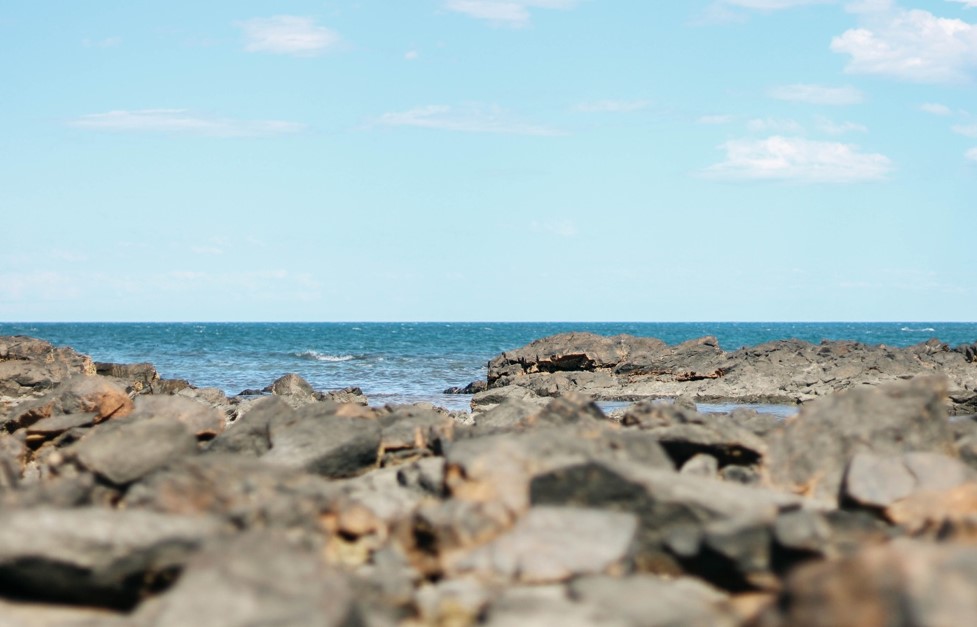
<box><xmin>295</xmin><ymin>350</ymin><xmax>356</xmax><ymax>362</ymax></box>
<box><xmin>901</xmin><ymin>327</ymin><xmax>936</xmax><ymax>333</ymax></box>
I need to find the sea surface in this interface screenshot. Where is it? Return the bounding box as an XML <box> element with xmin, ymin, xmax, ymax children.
<box><xmin>2</xmin><ymin>322</ymin><xmax>975</xmax><ymax>412</ymax></box>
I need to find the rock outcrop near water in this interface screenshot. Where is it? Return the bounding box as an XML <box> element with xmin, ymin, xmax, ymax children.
<box><xmin>2</xmin><ymin>333</ymin><xmax>977</xmax><ymax>625</ymax></box>
<box><xmin>477</xmin><ymin>332</ymin><xmax>977</xmax><ymax>414</ymax></box>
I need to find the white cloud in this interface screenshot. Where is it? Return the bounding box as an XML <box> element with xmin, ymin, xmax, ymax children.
<box><xmin>967</xmin><ymin>147</ymin><xmax>977</xmax><ymax>160</ymax></box>
<box><xmin>830</xmin><ymin>7</ymin><xmax>977</xmax><ymax>83</ymax></box>
<box><xmin>69</xmin><ymin>109</ymin><xmax>307</xmax><ymax>137</ymax></box>
<box><xmin>920</xmin><ymin>102</ymin><xmax>953</xmax><ymax>115</ymax></box>
<box><xmin>704</xmin><ymin>135</ymin><xmax>892</xmax><ymax>182</ymax></box>
<box><xmin>237</xmin><ymin>16</ymin><xmax>340</xmax><ymax>56</ymax></box>
<box><xmin>575</xmin><ymin>100</ymin><xmax>652</xmax><ymax>113</ymax></box>
<box><xmin>816</xmin><ymin>116</ymin><xmax>869</xmax><ymax>134</ymax></box>
<box><xmin>444</xmin><ymin>0</ymin><xmax>577</xmax><ymax>27</ymax></box>
<box><xmin>747</xmin><ymin>117</ymin><xmax>804</xmax><ymax>132</ymax></box>
<box><xmin>953</xmin><ymin>123</ymin><xmax>977</xmax><ymax>137</ymax></box>
<box><xmin>375</xmin><ymin>104</ymin><xmax>564</xmax><ymax>136</ymax></box>
<box><xmin>698</xmin><ymin>114</ymin><xmax>736</xmax><ymax>124</ymax></box>
<box><xmin>405</xmin><ymin>50</ymin><xmax>420</xmax><ymax>61</ymax></box>
<box><xmin>769</xmin><ymin>83</ymin><xmax>864</xmax><ymax>105</ymax></box>
<box><xmin>948</xmin><ymin>1</ymin><xmax>977</xmax><ymax>9</ymax></box>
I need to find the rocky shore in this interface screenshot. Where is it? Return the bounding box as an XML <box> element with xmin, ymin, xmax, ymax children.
<box><xmin>2</xmin><ymin>332</ymin><xmax>977</xmax><ymax>626</ymax></box>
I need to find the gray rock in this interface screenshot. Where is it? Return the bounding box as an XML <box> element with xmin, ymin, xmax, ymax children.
<box><xmin>128</xmin><ymin>395</ymin><xmax>225</xmax><ymax>440</ymax></box>
<box><xmin>131</xmin><ymin>532</ymin><xmax>361</xmax><ymax>627</ymax></box>
<box><xmin>0</xmin><ymin>336</ymin><xmax>95</xmax><ymax>400</ymax></box>
<box><xmin>0</xmin><ymin>507</ymin><xmax>223</xmax><ymax>609</ymax></box>
<box><xmin>843</xmin><ymin>451</ymin><xmax>917</xmax><ymax>509</ymax></box>
<box><xmin>3</xmin><ymin>375</ymin><xmax>133</xmax><ymax>432</ymax></box>
<box><xmin>262</xmin><ymin>406</ymin><xmax>381</xmax><ymax>478</ymax></box>
<box><xmin>208</xmin><ymin>396</ymin><xmax>294</xmax><ymax>457</ymax></box>
<box><xmin>680</xmin><ymin>453</ymin><xmax>719</xmax><ymax>477</ymax></box>
<box><xmin>67</xmin><ymin>415</ymin><xmax>197</xmax><ymax>486</ymax></box>
<box><xmin>447</xmin><ymin>506</ymin><xmax>638</xmax><ymax>583</ymax></box>
<box><xmin>767</xmin><ymin>375</ymin><xmax>956</xmax><ymax>505</ymax></box>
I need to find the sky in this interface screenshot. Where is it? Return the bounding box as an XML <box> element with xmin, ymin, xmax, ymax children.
<box><xmin>1</xmin><ymin>0</ymin><xmax>975</xmax><ymax>322</ymax></box>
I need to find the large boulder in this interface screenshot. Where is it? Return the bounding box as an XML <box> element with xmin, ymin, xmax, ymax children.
<box><xmin>3</xmin><ymin>375</ymin><xmax>133</xmax><ymax>432</ymax></box>
<box><xmin>0</xmin><ymin>507</ymin><xmax>223</xmax><ymax>609</ymax></box>
<box><xmin>766</xmin><ymin>375</ymin><xmax>957</xmax><ymax>505</ymax></box>
<box><xmin>0</xmin><ymin>336</ymin><xmax>95</xmax><ymax>400</ymax></box>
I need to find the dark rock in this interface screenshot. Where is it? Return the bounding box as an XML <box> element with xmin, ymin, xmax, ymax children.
<box><xmin>0</xmin><ymin>336</ymin><xmax>95</xmax><ymax>400</ymax></box>
<box><xmin>131</xmin><ymin>532</ymin><xmax>362</xmax><ymax>626</ymax></box>
<box><xmin>208</xmin><ymin>396</ymin><xmax>294</xmax><ymax>457</ymax></box>
<box><xmin>444</xmin><ymin>381</ymin><xmax>488</xmax><ymax>395</ymax></box>
<box><xmin>262</xmin><ymin>404</ymin><xmax>382</xmax><ymax>478</ymax></box>
<box><xmin>94</xmin><ymin>362</ymin><xmax>159</xmax><ymax>393</ymax></box>
<box><xmin>0</xmin><ymin>507</ymin><xmax>222</xmax><ymax>609</ymax></box>
<box><xmin>317</xmin><ymin>386</ymin><xmax>369</xmax><ymax>406</ymax></box>
<box><xmin>67</xmin><ymin>415</ymin><xmax>197</xmax><ymax>486</ymax></box>
<box><xmin>766</xmin><ymin>375</ymin><xmax>956</xmax><ymax>505</ymax></box>
<box><xmin>24</xmin><ymin>412</ymin><xmax>97</xmax><ymax>438</ymax></box>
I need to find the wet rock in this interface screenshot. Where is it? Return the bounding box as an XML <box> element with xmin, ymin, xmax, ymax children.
<box><xmin>0</xmin><ymin>507</ymin><xmax>223</xmax><ymax>609</ymax></box>
<box><xmin>446</xmin><ymin>506</ymin><xmax>638</xmax><ymax>584</ymax></box>
<box><xmin>67</xmin><ymin>415</ymin><xmax>197</xmax><ymax>486</ymax></box>
<box><xmin>766</xmin><ymin>375</ymin><xmax>956</xmax><ymax>505</ymax></box>
<box><xmin>757</xmin><ymin>539</ymin><xmax>977</xmax><ymax>627</ymax></box>
<box><xmin>131</xmin><ymin>532</ymin><xmax>362</xmax><ymax>627</ymax></box>
<box><xmin>443</xmin><ymin>380</ymin><xmax>488</xmax><ymax>395</ymax></box>
<box><xmin>318</xmin><ymin>386</ymin><xmax>369</xmax><ymax>406</ymax></box>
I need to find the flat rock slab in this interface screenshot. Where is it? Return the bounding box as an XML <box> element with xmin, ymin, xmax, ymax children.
<box><xmin>68</xmin><ymin>415</ymin><xmax>197</xmax><ymax>485</ymax></box>
<box><xmin>0</xmin><ymin>507</ymin><xmax>223</xmax><ymax>608</ymax></box>
<box><xmin>131</xmin><ymin>532</ymin><xmax>361</xmax><ymax>627</ymax></box>
<box><xmin>262</xmin><ymin>412</ymin><xmax>381</xmax><ymax>478</ymax></box>
<box><xmin>447</xmin><ymin>506</ymin><xmax>638</xmax><ymax>583</ymax></box>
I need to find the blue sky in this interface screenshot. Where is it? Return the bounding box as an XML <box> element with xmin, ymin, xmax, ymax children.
<box><xmin>1</xmin><ymin>0</ymin><xmax>975</xmax><ymax>322</ymax></box>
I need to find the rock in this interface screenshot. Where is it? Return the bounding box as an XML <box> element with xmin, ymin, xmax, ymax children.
<box><xmin>474</xmin><ymin>398</ymin><xmax>544</xmax><ymax>431</ymax></box>
<box><xmin>444</xmin><ymin>425</ymin><xmax>673</xmax><ymax>517</ymax></box>
<box><xmin>567</xmin><ymin>574</ymin><xmax>737</xmax><ymax>627</ymax></box>
<box><xmin>262</xmin><ymin>405</ymin><xmax>382</xmax><ymax>478</ymax></box>
<box><xmin>94</xmin><ymin>362</ymin><xmax>159</xmax><ymax>393</ymax></box>
<box><xmin>266</xmin><ymin>372</ymin><xmax>315</xmax><ymax>397</ymax></box>
<box><xmin>0</xmin><ymin>599</ymin><xmax>128</xmax><ymax>626</ymax></box>
<box><xmin>123</xmin><ymin>454</ymin><xmax>341</xmax><ymax>533</ymax></box>
<box><xmin>67</xmin><ymin>415</ymin><xmax>198</xmax><ymax>485</ymax></box>
<box><xmin>208</xmin><ymin>395</ymin><xmax>294</xmax><ymax>457</ymax></box>
<box><xmin>3</xmin><ymin>375</ymin><xmax>133</xmax><ymax>432</ymax></box>
<box><xmin>681</xmin><ymin>453</ymin><xmax>719</xmax><ymax>477</ymax></box>
<box><xmin>0</xmin><ymin>507</ymin><xmax>223</xmax><ymax>609</ymax></box>
<box><xmin>0</xmin><ymin>336</ymin><xmax>95</xmax><ymax>400</ymax></box>
<box><xmin>470</xmin><ymin>384</ymin><xmax>549</xmax><ymax>414</ymax></box>
<box><xmin>766</xmin><ymin>375</ymin><xmax>956</xmax><ymax>505</ymax></box>
<box><xmin>885</xmin><ymin>482</ymin><xmax>977</xmax><ymax>534</ymax></box>
<box><xmin>443</xmin><ymin>381</ymin><xmax>488</xmax><ymax>395</ymax></box>
<box><xmin>415</xmin><ymin>578</ymin><xmax>491</xmax><ymax>627</ymax></box>
<box><xmin>378</xmin><ymin>406</ymin><xmax>455</xmax><ymax>466</ymax></box>
<box><xmin>318</xmin><ymin>386</ymin><xmax>369</xmax><ymax>406</ymax></box>
<box><xmin>529</xmin><ymin>460</ymin><xmax>808</xmax><ymax>588</ymax></box>
<box><xmin>843</xmin><ymin>450</ymin><xmax>975</xmax><ymax>510</ymax></box>
<box><xmin>446</xmin><ymin>506</ymin><xmax>638</xmax><ymax>583</ymax></box>
<box><xmin>24</xmin><ymin>412</ymin><xmax>97</xmax><ymax>439</ymax></box>
<box><xmin>131</xmin><ymin>532</ymin><xmax>362</xmax><ymax>627</ymax></box>
<box><xmin>757</xmin><ymin>539</ymin><xmax>977</xmax><ymax>627</ymax></box>
<box><xmin>129</xmin><ymin>395</ymin><xmax>225</xmax><ymax>440</ymax></box>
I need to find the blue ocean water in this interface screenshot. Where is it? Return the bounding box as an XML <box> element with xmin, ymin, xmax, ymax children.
<box><xmin>1</xmin><ymin>322</ymin><xmax>975</xmax><ymax>411</ymax></box>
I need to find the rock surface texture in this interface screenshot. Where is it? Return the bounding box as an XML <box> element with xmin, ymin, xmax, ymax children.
<box><xmin>0</xmin><ymin>333</ymin><xmax>976</xmax><ymax>626</ymax></box>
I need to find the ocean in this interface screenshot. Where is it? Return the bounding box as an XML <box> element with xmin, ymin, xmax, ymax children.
<box><xmin>2</xmin><ymin>322</ymin><xmax>975</xmax><ymax>412</ymax></box>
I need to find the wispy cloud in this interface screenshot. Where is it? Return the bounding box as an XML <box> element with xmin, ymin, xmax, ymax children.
<box><xmin>948</xmin><ymin>1</ymin><xmax>977</xmax><ymax>9</ymax></box>
<box><xmin>375</xmin><ymin>104</ymin><xmax>564</xmax><ymax>136</ymax></box>
<box><xmin>236</xmin><ymin>16</ymin><xmax>340</xmax><ymax>56</ymax></box>
<box><xmin>816</xmin><ymin>116</ymin><xmax>869</xmax><ymax>134</ymax></box>
<box><xmin>831</xmin><ymin>6</ymin><xmax>977</xmax><ymax>83</ymax></box>
<box><xmin>575</xmin><ymin>100</ymin><xmax>652</xmax><ymax>113</ymax></box>
<box><xmin>967</xmin><ymin>147</ymin><xmax>977</xmax><ymax>161</ymax></box>
<box><xmin>721</xmin><ymin>0</ymin><xmax>836</xmax><ymax>8</ymax></box>
<box><xmin>920</xmin><ymin>102</ymin><xmax>953</xmax><ymax>115</ymax></box>
<box><xmin>769</xmin><ymin>83</ymin><xmax>864</xmax><ymax>105</ymax></box>
<box><xmin>444</xmin><ymin>0</ymin><xmax>577</xmax><ymax>28</ymax></box>
<box><xmin>69</xmin><ymin>109</ymin><xmax>307</xmax><ymax>138</ymax></box>
<box><xmin>952</xmin><ymin>124</ymin><xmax>977</xmax><ymax>137</ymax></box>
<box><xmin>405</xmin><ymin>50</ymin><xmax>420</xmax><ymax>61</ymax></box>
<box><xmin>704</xmin><ymin>135</ymin><xmax>892</xmax><ymax>182</ymax></box>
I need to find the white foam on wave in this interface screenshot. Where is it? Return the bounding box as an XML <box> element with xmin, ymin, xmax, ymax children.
<box><xmin>901</xmin><ymin>327</ymin><xmax>936</xmax><ymax>333</ymax></box>
<box><xmin>296</xmin><ymin>350</ymin><xmax>355</xmax><ymax>362</ymax></box>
